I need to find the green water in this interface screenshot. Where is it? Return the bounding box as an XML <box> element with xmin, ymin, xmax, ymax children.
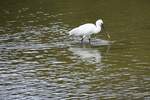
<box><xmin>0</xmin><ymin>0</ymin><xmax>150</xmax><ymax>99</ymax></box>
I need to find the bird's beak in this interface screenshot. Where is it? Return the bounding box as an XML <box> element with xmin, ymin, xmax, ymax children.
<box><xmin>106</xmin><ymin>32</ymin><xmax>111</xmax><ymax>39</ymax></box>
<box><xmin>102</xmin><ymin>24</ymin><xmax>111</xmax><ymax>39</ymax></box>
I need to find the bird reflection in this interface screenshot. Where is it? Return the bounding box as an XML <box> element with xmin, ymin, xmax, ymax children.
<box><xmin>69</xmin><ymin>46</ymin><xmax>102</xmax><ymax>64</ymax></box>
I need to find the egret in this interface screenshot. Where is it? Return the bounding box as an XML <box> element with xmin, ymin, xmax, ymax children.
<box><xmin>69</xmin><ymin>19</ymin><xmax>110</xmax><ymax>43</ymax></box>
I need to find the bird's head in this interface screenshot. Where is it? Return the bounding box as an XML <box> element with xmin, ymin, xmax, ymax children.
<box><xmin>96</xmin><ymin>19</ymin><xmax>103</xmax><ymax>26</ymax></box>
<box><xmin>96</xmin><ymin>19</ymin><xmax>111</xmax><ymax>39</ymax></box>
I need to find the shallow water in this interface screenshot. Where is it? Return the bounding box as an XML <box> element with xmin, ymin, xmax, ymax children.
<box><xmin>0</xmin><ymin>0</ymin><xmax>150</xmax><ymax>99</ymax></box>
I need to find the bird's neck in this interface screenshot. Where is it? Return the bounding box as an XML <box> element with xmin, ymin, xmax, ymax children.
<box><xmin>95</xmin><ymin>23</ymin><xmax>101</xmax><ymax>33</ymax></box>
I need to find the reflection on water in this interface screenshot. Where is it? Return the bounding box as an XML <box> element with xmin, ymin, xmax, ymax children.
<box><xmin>69</xmin><ymin>46</ymin><xmax>101</xmax><ymax>64</ymax></box>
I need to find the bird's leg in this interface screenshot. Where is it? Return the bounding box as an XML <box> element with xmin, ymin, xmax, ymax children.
<box><xmin>89</xmin><ymin>38</ymin><xmax>91</xmax><ymax>44</ymax></box>
<box><xmin>81</xmin><ymin>37</ymin><xmax>84</xmax><ymax>44</ymax></box>
<box><xmin>81</xmin><ymin>35</ymin><xmax>85</xmax><ymax>44</ymax></box>
<box><xmin>88</xmin><ymin>35</ymin><xmax>91</xmax><ymax>44</ymax></box>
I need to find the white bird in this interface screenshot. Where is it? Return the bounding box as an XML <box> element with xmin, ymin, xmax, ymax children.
<box><xmin>69</xmin><ymin>19</ymin><xmax>110</xmax><ymax>43</ymax></box>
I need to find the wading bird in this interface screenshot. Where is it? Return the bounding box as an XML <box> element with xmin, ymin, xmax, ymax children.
<box><xmin>69</xmin><ymin>19</ymin><xmax>110</xmax><ymax>43</ymax></box>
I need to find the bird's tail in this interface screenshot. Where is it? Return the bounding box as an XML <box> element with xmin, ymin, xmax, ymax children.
<box><xmin>68</xmin><ymin>30</ymin><xmax>73</xmax><ymax>36</ymax></box>
<box><xmin>69</xmin><ymin>28</ymin><xmax>78</xmax><ymax>36</ymax></box>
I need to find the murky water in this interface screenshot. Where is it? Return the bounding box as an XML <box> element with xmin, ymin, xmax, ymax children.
<box><xmin>0</xmin><ymin>0</ymin><xmax>150</xmax><ymax>99</ymax></box>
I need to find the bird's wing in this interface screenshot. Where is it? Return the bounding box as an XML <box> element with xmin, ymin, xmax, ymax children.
<box><xmin>78</xmin><ymin>24</ymin><xmax>96</xmax><ymax>34</ymax></box>
<box><xmin>69</xmin><ymin>27</ymin><xmax>79</xmax><ymax>36</ymax></box>
<box><xmin>69</xmin><ymin>23</ymin><xmax>96</xmax><ymax>36</ymax></box>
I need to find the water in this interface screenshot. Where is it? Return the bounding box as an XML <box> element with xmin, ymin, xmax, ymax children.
<box><xmin>0</xmin><ymin>0</ymin><xmax>150</xmax><ymax>99</ymax></box>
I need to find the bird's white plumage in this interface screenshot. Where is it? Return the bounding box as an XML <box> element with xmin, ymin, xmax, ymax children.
<box><xmin>69</xmin><ymin>19</ymin><xmax>103</xmax><ymax>39</ymax></box>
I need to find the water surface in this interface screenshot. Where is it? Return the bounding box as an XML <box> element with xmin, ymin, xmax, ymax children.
<box><xmin>0</xmin><ymin>0</ymin><xmax>150</xmax><ymax>99</ymax></box>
